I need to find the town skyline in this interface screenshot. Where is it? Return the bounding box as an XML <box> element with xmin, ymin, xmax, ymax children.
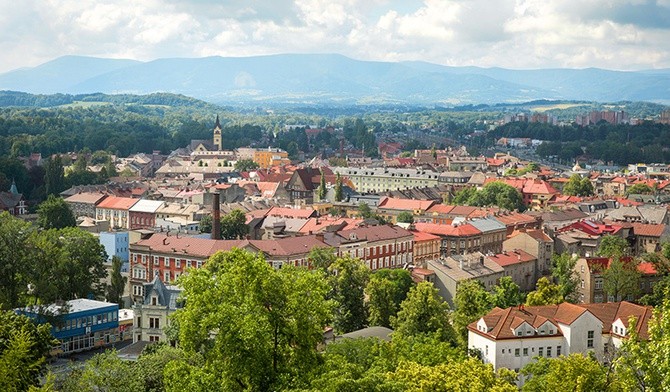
<box><xmin>1</xmin><ymin>0</ymin><xmax>670</xmax><ymax>74</ymax></box>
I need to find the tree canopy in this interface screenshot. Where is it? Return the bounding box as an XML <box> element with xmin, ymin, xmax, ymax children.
<box><xmin>525</xmin><ymin>277</ymin><xmax>564</xmax><ymax>306</ymax></box>
<box><xmin>562</xmin><ymin>174</ymin><xmax>594</xmax><ymax>197</ymax></box>
<box><xmin>453</xmin><ymin>182</ymin><xmax>525</xmax><ymax>211</ymax></box>
<box><xmin>36</xmin><ymin>195</ymin><xmax>76</xmax><ymax>229</ymax></box>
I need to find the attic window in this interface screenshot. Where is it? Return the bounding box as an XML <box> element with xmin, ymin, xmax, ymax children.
<box><xmin>151</xmin><ymin>296</ymin><xmax>157</xmax><ymax>306</ymax></box>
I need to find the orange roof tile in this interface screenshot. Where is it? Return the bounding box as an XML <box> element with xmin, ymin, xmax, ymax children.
<box><xmin>96</xmin><ymin>196</ymin><xmax>138</xmax><ymax>210</ymax></box>
<box><xmin>632</xmin><ymin>223</ymin><xmax>666</xmax><ymax>237</ymax></box>
<box><xmin>377</xmin><ymin>197</ymin><xmax>436</xmax><ymax>211</ymax></box>
<box><xmin>414</xmin><ymin>222</ymin><xmax>481</xmax><ymax>237</ymax></box>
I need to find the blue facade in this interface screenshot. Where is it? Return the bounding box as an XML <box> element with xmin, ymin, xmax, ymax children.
<box><xmin>100</xmin><ymin>231</ymin><xmax>130</xmax><ymax>262</ymax></box>
<box><xmin>19</xmin><ymin>299</ymin><xmax>120</xmax><ymax>355</ymax></box>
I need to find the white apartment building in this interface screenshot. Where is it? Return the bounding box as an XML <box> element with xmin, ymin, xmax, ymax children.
<box><xmin>468</xmin><ymin>302</ymin><xmax>652</xmax><ymax>375</ymax></box>
<box><xmin>331</xmin><ymin>167</ymin><xmax>440</xmax><ymax>193</ymax></box>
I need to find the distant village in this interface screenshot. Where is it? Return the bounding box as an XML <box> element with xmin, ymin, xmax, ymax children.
<box><xmin>3</xmin><ymin>112</ymin><xmax>670</xmax><ymax>380</ymax></box>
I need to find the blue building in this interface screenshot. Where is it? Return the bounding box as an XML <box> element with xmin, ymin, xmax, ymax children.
<box><xmin>99</xmin><ymin>231</ymin><xmax>130</xmax><ymax>271</ymax></box>
<box><xmin>19</xmin><ymin>299</ymin><xmax>119</xmax><ymax>355</ymax></box>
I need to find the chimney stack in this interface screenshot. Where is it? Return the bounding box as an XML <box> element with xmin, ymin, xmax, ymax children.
<box><xmin>212</xmin><ymin>192</ymin><xmax>221</xmax><ymax>240</ymax></box>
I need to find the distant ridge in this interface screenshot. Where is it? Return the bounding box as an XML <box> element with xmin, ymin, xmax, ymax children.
<box><xmin>0</xmin><ymin>54</ymin><xmax>668</xmax><ymax>105</ymax></box>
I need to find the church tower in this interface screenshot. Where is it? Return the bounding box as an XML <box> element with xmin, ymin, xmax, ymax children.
<box><xmin>213</xmin><ymin>115</ymin><xmax>222</xmax><ymax>151</ymax></box>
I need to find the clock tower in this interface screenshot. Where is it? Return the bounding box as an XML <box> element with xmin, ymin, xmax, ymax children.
<box><xmin>213</xmin><ymin>115</ymin><xmax>222</xmax><ymax>151</ymax></box>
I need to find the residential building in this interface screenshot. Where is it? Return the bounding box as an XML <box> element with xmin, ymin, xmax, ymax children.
<box><xmin>18</xmin><ymin>299</ymin><xmax>119</xmax><ymax>355</ymax></box>
<box><xmin>412</xmin><ymin>231</ymin><xmax>441</xmax><ymax>267</ymax></box>
<box><xmin>322</xmin><ymin>224</ymin><xmax>414</xmax><ymax>271</ymax></box>
<box><xmin>503</xmin><ymin>229</ymin><xmax>554</xmax><ymax>278</ymax></box>
<box><xmin>133</xmin><ymin>275</ymin><xmax>182</xmax><ymax>343</ymax></box>
<box><xmin>427</xmin><ymin>253</ymin><xmax>505</xmax><ymax>305</ymax></box>
<box><xmin>631</xmin><ymin>223</ymin><xmax>668</xmax><ymax>255</ymax></box>
<box><xmin>99</xmin><ymin>231</ymin><xmax>130</xmax><ymax>263</ymax></box>
<box><xmin>468</xmin><ymin>302</ymin><xmax>652</xmax><ymax>376</ymax></box>
<box><xmin>64</xmin><ymin>192</ymin><xmax>108</xmax><ymax>218</ymax></box>
<box><xmin>487</xmin><ymin>250</ymin><xmax>538</xmax><ymax>292</ymax></box>
<box><xmin>95</xmin><ymin>196</ymin><xmax>139</xmax><ymax>229</ymax></box>
<box><xmin>575</xmin><ymin>257</ymin><xmax>663</xmax><ymax>303</ymax></box>
<box><xmin>253</xmin><ymin>148</ymin><xmax>290</xmax><ymax>169</ymax></box>
<box><xmin>331</xmin><ymin>167</ymin><xmax>440</xmax><ymax>193</ymax></box>
<box><xmin>129</xmin><ymin>199</ymin><xmax>165</xmax><ymax>230</ymax></box>
<box><xmin>413</xmin><ymin>222</ymin><xmax>482</xmax><ymax>257</ymax></box>
<box><xmin>469</xmin><ymin>217</ymin><xmax>507</xmax><ymax>255</ymax></box>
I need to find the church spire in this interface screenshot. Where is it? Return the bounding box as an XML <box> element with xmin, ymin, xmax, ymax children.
<box><xmin>213</xmin><ymin>115</ymin><xmax>222</xmax><ymax>151</ymax></box>
<box><xmin>215</xmin><ymin>114</ymin><xmax>221</xmax><ymax>129</ymax></box>
<box><xmin>9</xmin><ymin>179</ymin><xmax>18</xmax><ymax>195</ymax></box>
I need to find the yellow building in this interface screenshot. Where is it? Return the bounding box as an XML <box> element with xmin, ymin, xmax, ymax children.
<box><xmin>254</xmin><ymin>148</ymin><xmax>290</xmax><ymax>168</ymax></box>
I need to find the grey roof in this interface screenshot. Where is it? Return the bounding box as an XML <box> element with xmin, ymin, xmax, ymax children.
<box><xmin>469</xmin><ymin>217</ymin><xmax>506</xmax><ymax>233</ymax></box>
<box><xmin>143</xmin><ymin>275</ymin><xmax>183</xmax><ymax>310</ymax></box>
<box><xmin>428</xmin><ymin>253</ymin><xmax>504</xmax><ymax>283</ymax></box>
<box><xmin>606</xmin><ymin>205</ymin><xmax>668</xmax><ymax>225</ymax></box>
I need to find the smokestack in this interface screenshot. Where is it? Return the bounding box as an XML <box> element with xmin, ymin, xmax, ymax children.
<box><xmin>212</xmin><ymin>192</ymin><xmax>221</xmax><ymax>240</ymax></box>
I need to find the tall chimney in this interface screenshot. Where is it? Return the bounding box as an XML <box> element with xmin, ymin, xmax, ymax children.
<box><xmin>212</xmin><ymin>192</ymin><xmax>221</xmax><ymax>240</ymax></box>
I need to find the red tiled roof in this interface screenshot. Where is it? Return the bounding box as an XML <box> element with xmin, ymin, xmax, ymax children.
<box><xmin>632</xmin><ymin>223</ymin><xmax>666</xmax><ymax>237</ymax></box>
<box><xmin>509</xmin><ymin>228</ymin><xmax>552</xmax><ymax>242</ymax></box>
<box><xmin>637</xmin><ymin>262</ymin><xmax>658</xmax><ymax>275</ymax></box>
<box><xmin>96</xmin><ymin>196</ymin><xmax>139</xmax><ymax>210</ymax></box>
<box><xmin>426</xmin><ymin>204</ymin><xmax>456</xmax><ymax>215</ymax></box>
<box><xmin>298</xmin><ymin>217</ymin><xmax>363</xmax><ymax>234</ymax></box>
<box><xmin>487</xmin><ymin>249</ymin><xmax>536</xmax><ymax>267</ymax></box>
<box><xmin>414</xmin><ymin>222</ymin><xmax>481</xmax><ymax>237</ymax></box>
<box><xmin>377</xmin><ymin>197</ymin><xmax>436</xmax><ymax>211</ymax></box>
<box><xmin>412</xmin><ymin>231</ymin><xmax>441</xmax><ymax>242</ymax></box>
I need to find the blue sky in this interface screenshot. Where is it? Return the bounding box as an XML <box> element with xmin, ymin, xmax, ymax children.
<box><xmin>1</xmin><ymin>0</ymin><xmax>668</xmax><ymax>73</ymax></box>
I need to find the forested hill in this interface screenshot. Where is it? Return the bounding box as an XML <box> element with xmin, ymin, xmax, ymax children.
<box><xmin>0</xmin><ymin>90</ymin><xmax>218</xmax><ymax>109</ymax></box>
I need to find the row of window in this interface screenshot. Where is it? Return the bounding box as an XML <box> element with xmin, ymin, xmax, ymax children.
<box><xmin>54</xmin><ymin>312</ymin><xmax>118</xmax><ymax>332</ymax></box>
<box><xmin>510</xmin><ymin>345</ymin><xmax>561</xmax><ymax>357</ymax></box>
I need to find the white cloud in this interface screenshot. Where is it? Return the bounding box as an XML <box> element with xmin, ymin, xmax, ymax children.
<box><xmin>0</xmin><ymin>0</ymin><xmax>668</xmax><ymax>73</ymax></box>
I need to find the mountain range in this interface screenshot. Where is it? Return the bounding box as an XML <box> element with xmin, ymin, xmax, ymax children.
<box><xmin>0</xmin><ymin>54</ymin><xmax>668</xmax><ymax>105</ymax></box>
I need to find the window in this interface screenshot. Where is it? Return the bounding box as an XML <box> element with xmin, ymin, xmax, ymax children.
<box><xmin>165</xmin><ymin>258</ymin><xmax>170</xmax><ymax>267</ymax></box>
<box><xmin>547</xmin><ymin>347</ymin><xmax>552</xmax><ymax>357</ymax></box>
<box><xmin>164</xmin><ymin>271</ymin><xmax>171</xmax><ymax>282</ymax></box>
<box><xmin>149</xmin><ymin>335</ymin><xmax>160</xmax><ymax>342</ymax></box>
<box><xmin>523</xmin><ymin>348</ymin><xmax>528</xmax><ymax>356</ymax></box>
<box><xmin>557</xmin><ymin>346</ymin><xmax>562</xmax><ymax>356</ymax></box>
<box><xmin>151</xmin><ymin>296</ymin><xmax>157</xmax><ymax>306</ymax></box>
<box><xmin>153</xmin><ymin>256</ymin><xmax>158</xmax><ymax>266</ymax></box>
<box><xmin>136</xmin><ymin>317</ymin><xmax>141</xmax><ymax>327</ymax></box>
<box><xmin>595</xmin><ymin>279</ymin><xmax>603</xmax><ymax>290</ymax></box>
<box><xmin>149</xmin><ymin>317</ymin><xmax>160</xmax><ymax>329</ymax></box>
<box><xmin>485</xmin><ymin>345</ymin><xmax>489</xmax><ymax>355</ymax></box>
<box><xmin>517</xmin><ymin>331</ymin><xmax>522</xmax><ymax>336</ymax></box>
<box><xmin>587</xmin><ymin>330</ymin><xmax>594</xmax><ymax>348</ymax></box>
<box><xmin>514</xmin><ymin>348</ymin><xmax>520</xmax><ymax>357</ymax></box>
<box><xmin>581</xmin><ymin>279</ymin><xmax>585</xmax><ymax>289</ymax></box>
<box><xmin>538</xmin><ymin>347</ymin><xmax>544</xmax><ymax>357</ymax></box>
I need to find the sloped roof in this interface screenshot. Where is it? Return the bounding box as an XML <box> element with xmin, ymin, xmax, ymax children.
<box><xmin>487</xmin><ymin>249</ymin><xmax>536</xmax><ymax>267</ymax></box>
<box><xmin>631</xmin><ymin>223</ymin><xmax>666</xmax><ymax>237</ymax></box>
<box><xmin>377</xmin><ymin>197</ymin><xmax>436</xmax><ymax>211</ymax></box>
<box><xmin>414</xmin><ymin>222</ymin><xmax>481</xmax><ymax>237</ymax></box>
<box><xmin>96</xmin><ymin>196</ymin><xmax>139</xmax><ymax>210</ymax></box>
<box><xmin>129</xmin><ymin>199</ymin><xmax>165</xmax><ymax>213</ymax></box>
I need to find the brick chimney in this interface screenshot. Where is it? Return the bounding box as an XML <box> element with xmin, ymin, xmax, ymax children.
<box><xmin>212</xmin><ymin>192</ymin><xmax>221</xmax><ymax>240</ymax></box>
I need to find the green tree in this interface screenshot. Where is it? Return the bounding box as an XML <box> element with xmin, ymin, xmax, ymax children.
<box><xmin>396</xmin><ymin>211</ymin><xmax>414</xmax><ymax>224</ymax></box>
<box><xmin>492</xmin><ymin>276</ymin><xmax>524</xmax><ymax>309</ymax></box>
<box><xmin>393</xmin><ymin>282</ymin><xmax>456</xmax><ymax>344</ymax></box>
<box><xmin>44</xmin><ymin>155</ymin><xmax>65</xmax><ymax>197</ymax></box>
<box><xmin>199</xmin><ymin>214</ymin><xmax>212</xmax><ymax>234</ymax></box>
<box><xmin>358</xmin><ymin>202</ymin><xmax>373</xmax><ymax>219</ymax></box>
<box><xmin>626</xmin><ymin>183</ymin><xmax>655</xmax><ymax>195</ymax></box>
<box><xmin>317</xmin><ymin>171</ymin><xmax>327</xmax><ymax>201</ymax></box>
<box><xmin>525</xmin><ymin>277</ymin><xmax>564</xmax><ymax>306</ymax></box>
<box><xmin>388</xmin><ymin>358</ymin><xmax>517</xmax><ymax>391</ymax></box>
<box><xmin>551</xmin><ymin>252</ymin><xmax>580</xmax><ymax>303</ymax></box>
<box><xmin>334</xmin><ymin>172</ymin><xmax>343</xmax><ymax>202</ymax></box>
<box><xmin>452</xmin><ymin>280</ymin><xmax>494</xmax><ymax>343</ymax></box>
<box><xmin>220</xmin><ymin>209</ymin><xmax>248</xmax><ymax>240</ymax></box>
<box><xmin>616</xmin><ymin>289</ymin><xmax>670</xmax><ymax>391</ymax></box>
<box><xmin>308</xmin><ymin>247</ymin><xmax>337</xmax><ymax>271</ymax></box>
<box><xmin>366</xmin><ymin>269</ymin><xmax>413</xmax><ymax>328</ymax></box>
<box><xmin>521</xmin><ymin>353</ymin><xmax>617</xmax><ymax>392</ymax></box>
<box><xmin>106</xmin><ymin>256</ymin><xmax>126</xmax><ymax>306</ymax></box>
<box><xmin>234</xmin><ymin>158</ymin><xmax>259</xmax><ymax>172</ymax></box>
<box><xmin>31</xmin><ymin>227</ymin><xmax>108</xmax><ymax>303</ymax></box>
<box><xmin>603</xmin><ymin>258</ymin><xmax>641</xmax><ymax>302</ymax></box>
<box><xmin>597</xmin><ymin>235</ymin><xmax>629</xmax><ymax>259</ymax></box>
<box><xmin>562</xmin><ymin>174</ymin><xmax>594</xmax><ymax>197</ymax></box>
<box><xmin>329</xmin><ymin>256</ymin><xmax>370</xmax><ymax>333</ymax></box>
<box><xmin>453</xmin><ymin>186</ymin><xmax>478</xmax><ymax>205</ymax></box>
<box><xmin>0</xmin><ymin>212</ymin><xmax>34</xmax><ymax>309</ymax></box>
<box><xmin>58</xmin><ymin>350</ymin><xmax>143</xmax><ymax>392</ymax></box>
<box><xmin>36</xmin><ymin>194</ymin><xmax>76</xmax><ymax>229</ymax></box>
<box><xmin>173</xmin><ymin>248</ymin><xmax>331</xmax><ymax>391</ymax></box>
<box><xmin>453</xmin><ymin>182</ymin><xmax>524</xmax><ymax>211</ymax></box>
<box><xmin>0</xmin><ymin>310</ymin><xmax>57</xmax><ymax>392</ymax></box>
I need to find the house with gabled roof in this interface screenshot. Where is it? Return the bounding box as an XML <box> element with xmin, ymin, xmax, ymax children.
<box><xmin>468</xmin><ymin>301</ymin><xmax>653</xmax><ymax>380</ymax></box>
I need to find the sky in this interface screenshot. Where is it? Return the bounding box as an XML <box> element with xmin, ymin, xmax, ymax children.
<box><xmin>1</xmin><ymin>0</ymin><xmax>669</xmax><ymax>74</ymax></box>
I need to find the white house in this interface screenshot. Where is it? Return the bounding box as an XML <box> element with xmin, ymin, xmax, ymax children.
<box><xmin>468</xmin><ymin>301</ymin><xmax>653</xmax><ymax>377</ymax></box>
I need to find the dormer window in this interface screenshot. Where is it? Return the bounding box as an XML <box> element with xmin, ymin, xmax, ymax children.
<box><xmin>151</xmin><ymin>296</ymin><xmax>157</xmax><ymax>306</ymax></box>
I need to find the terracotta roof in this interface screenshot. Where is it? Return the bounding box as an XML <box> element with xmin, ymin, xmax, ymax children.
<box><xmin>298</xmin><ymin>217</ymin><xmax>363</xmax><ymax>234</ymax></box>
<box><xmin>96</xmin><ymin>196</ymin><xmax>139</xmax><ymax>210</ymax></box>
<box><xmin>249</xmin><ymin>235</ymin><xmax>328</xmax><ymax>256</ymax></box>
<box><xmin>333</xmin><ymin>224</ymin><xmax>414</xmax><ymax>243</ymax></box>
<box><xmin>632</xmin><ymin>223</ymin><xmax>666</xmax><ymax>237</ymax></box>
<box><xmin>426</xmin><ymin>204</ymin><xmax>455</xmax><ymax>215</ymax></box>
<box><xmin>494</xmin><ymin>212</ymin><xmax>537</xmax><ymax>226</ymax></box>
<box><xmin>468</xmin><ymin>301</ymin><xmax>652</xmax><ymax>341</ymax></box>
<box><xmin>132</xmin><ymin>233</ymin><xmax>247</xmax><ymax>259</ymax></box>
<box><xmin>412</xmin><ymin>231</ymin><xmax>441</xmax><ymax>242</ymax></box>
<box><xmin>377</xmin><ymin>197</ymin><xmax>436</xmax><ymax>211</ymax></box>
<box><xmin>637</xmin><ymin>262</ymin><xmax>658</xmax><ymax>275</ymax></box>
<box><xmin>414</xmin><ymin>222</ymin><xmax>481</xmax><ymax>237</ymax></box>
<box><xmin>487</xmin><ymin>249</ymin><xmax>536</xmax><ymax>267</ymax></box>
